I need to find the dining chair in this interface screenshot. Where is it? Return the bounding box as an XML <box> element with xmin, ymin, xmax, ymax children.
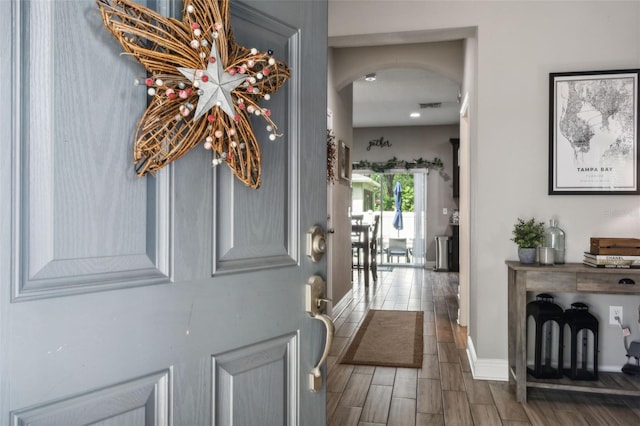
<box><xmin>387</xmin><ymin>238</ymin><xmax>410</xmax><ymax>263</ymax></box>
<box><xmin>351</xmin><ymin>218</ymin><xmax>365</xmax><ymax>275</ymax></box>
<box><xmin>368</xmin><ymin>215</ymin><xmax>379</xmax><ymax>280</ymax></box>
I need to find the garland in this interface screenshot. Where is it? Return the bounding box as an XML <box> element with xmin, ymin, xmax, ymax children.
<box><xmin>326</xmin><ymin>130</ymin><xmax>338</xmax><ymax>184</ymax></box>
<box><xmin>352</xmin><ymin>157</ymin><xmax>445</xmax><ymax>174</ymax></box>
<box><xmin>97</xmin><ymin>0</ymin><xmax>290</xmax><ymax>189</ymax></box>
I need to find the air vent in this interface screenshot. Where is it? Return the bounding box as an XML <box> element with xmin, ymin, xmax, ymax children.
<box><xmin>419</xmin><ymin>102</ymin><xmax>442</xmax><ymax>109</ymax></box>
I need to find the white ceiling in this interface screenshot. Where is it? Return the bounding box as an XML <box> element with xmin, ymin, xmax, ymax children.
<box><xmin>352</xmin><ymin>67</ymin><xmax>462</xmax><ymax>128</ymax></box>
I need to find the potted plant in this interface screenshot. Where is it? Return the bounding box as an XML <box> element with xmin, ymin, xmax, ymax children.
<box><xmin>511</xmin><ymin>217</ymin><xmax>545</xmax><ymax>264</ymax></box>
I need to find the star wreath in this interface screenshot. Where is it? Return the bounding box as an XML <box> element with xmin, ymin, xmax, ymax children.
<box><xmin>97</xmin><ymin>0</ymin><xmax>290</xmax><ymax>188</ymax></box>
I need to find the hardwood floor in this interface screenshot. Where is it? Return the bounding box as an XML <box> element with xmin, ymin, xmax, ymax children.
<box><xmin>327</xmin><ymin>267</ymin><xmax>640</xmax><ymax>425</ymax></box>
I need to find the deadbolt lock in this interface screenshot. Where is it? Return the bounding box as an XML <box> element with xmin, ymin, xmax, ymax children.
<box><xmin>306</xmin><ymin>225</ymin><xmax>326</xmax><ymax>263</ymax></box>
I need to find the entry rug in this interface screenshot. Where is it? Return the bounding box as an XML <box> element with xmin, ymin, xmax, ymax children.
<box><xmin>341</xmin><ymin>310</ymin><xmax>423</xmax><ymax>368</ymax></box>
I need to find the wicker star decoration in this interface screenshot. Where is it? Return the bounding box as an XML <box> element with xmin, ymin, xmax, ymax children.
<box><xmin>97</xmin><ymin>0</ymin><xmax>290</xmax><ymax>188</ymax></box>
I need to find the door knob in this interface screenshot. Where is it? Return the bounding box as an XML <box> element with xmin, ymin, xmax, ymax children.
<box><xmin>306</xmin><ymin>225</ymin><xmax>326</xmax><ymax>263</ymax></box>
<box><xmin>305</xmin><ymin>275</ymin><xmax>334</xmax><ymax>392</ymax></box>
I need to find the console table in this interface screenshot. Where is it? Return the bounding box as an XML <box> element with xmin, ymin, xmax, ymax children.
<box><xmin>506</xmin><ymin>261</ymin><xmax>640</xmax><ymax>402</ymax></box>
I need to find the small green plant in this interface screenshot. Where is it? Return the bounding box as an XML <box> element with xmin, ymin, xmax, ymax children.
<box><xmin>511</xmin><ymin>218</ymin><xmax>545</xmax><ymax>248</ymax></box>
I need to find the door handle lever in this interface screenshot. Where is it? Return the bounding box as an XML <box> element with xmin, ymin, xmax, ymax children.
<box><xmin>309</xmin><ymin>313</ymin><xmax>334</xmax><ymax>392</ymax></box>
<box><xmin>305</xmin><ymin>275</ymin><xmax>335</xmax><ymax>392</ymax></box>
<box><xmin>316</xmin><ymin>297</ymin><xmax>332</xmax><ymax>309</ymax></box>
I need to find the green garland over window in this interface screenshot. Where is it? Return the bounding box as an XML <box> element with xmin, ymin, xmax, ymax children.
<box><xmin>352</xmin><ymin>156</ymin><xmax>445</xmax><ymax>174</ymax></box>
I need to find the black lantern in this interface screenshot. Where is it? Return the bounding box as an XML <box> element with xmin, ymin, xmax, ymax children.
<box><xmin>527</xmin><ymin>293</ymin><xmax>564</xmax><ymax>379</ymax></box>
<box><xmin>563</xmin><ymin>302</ymin><xmax>599</xmax><ymax>380</ymax></box>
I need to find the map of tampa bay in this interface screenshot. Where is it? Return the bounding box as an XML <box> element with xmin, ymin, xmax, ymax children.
<box><xmin>554</xmin><ymin>73</ymin><xmax>637</xmax><ymax>191</ymax></box>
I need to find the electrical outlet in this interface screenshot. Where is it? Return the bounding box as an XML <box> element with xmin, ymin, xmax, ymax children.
<box><xmin>609</xmin><ymin>305</ymin><xmax>623</xmax><ymax>325</ymax></box>
<box><xmin>443</xmin><ymin>208</ymin><xmax>448</xmax><ymax>215</ymax></box>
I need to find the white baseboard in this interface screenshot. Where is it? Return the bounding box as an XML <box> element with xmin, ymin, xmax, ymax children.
<box><xmin>465</xmin><ymin>336</ymin><xmax>622</xmax><ymax>379</ymax></box>
<box><xmin>467</xmin><ymin>336</ymin><xmax>509</xmax><ymax>381</ymax></box>
<box><xmin>331</xmin><ymin>290</ymin><xmax>353</xmax><ymax>320</ymax></box>
<box><xmin>599</xmin><ymin>364</ymin><xmax>626</xmax><ymax>373</ymax></box>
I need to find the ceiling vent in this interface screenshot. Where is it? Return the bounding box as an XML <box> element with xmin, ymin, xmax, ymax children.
<box><xmin>419</xmin><ymin>102</ymin><xmax>442</xmax><ymax>109</ymax></box>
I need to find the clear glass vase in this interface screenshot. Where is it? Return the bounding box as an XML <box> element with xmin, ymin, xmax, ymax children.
<box><xmin>544</xmin><ymin>218</ymin><xmax>565</xmax><ymax>264</ymax></box>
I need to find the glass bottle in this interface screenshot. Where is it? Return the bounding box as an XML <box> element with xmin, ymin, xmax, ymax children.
<box><xmin>544</xmin><ymin>218</ymin><xmax>565</xmax><ymax>264</ymax></box>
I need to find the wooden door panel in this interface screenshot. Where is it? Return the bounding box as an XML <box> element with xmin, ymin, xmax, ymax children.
<box><xmin>14</xmin><ymin>0</ymin><xmax>170</xmax><ymax>301</ymax></box>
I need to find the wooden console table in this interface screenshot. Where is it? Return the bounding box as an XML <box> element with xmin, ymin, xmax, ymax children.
<box><xmin>506</xmin><ymin>261</ymin><xmax>640</xmax><ymax>402</ymax></box>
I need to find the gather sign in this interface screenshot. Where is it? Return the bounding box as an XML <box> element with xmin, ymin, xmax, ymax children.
<box><xmin>366</xmin><ymin>137</ymin><xmax>392</xmax><ymax>151</ymax></box>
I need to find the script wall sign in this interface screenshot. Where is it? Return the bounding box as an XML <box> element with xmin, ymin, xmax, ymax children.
<box><xmin>366</xmin><ymin>137</ymin><xmax>392</xmax><ymax>151</ymax></box>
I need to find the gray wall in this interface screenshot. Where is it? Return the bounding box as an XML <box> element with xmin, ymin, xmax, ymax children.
<box><xmin>327</xmin><ymin>49</ymin><xmax>355</xmax><ymax>311</ymax></box>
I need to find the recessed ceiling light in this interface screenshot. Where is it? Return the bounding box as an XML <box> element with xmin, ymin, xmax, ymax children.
<box><xmin>364</xmin><ymin>73</ymin><xmax>376</xmax><ymax>82</ymax></box>
<box><xmin>410</xmin><ymin>112</ymin><xmax>421</xmax><ymax>118</ymax></box>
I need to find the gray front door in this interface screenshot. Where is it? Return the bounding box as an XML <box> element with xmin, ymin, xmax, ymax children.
<box><xmin>0</xmin><ymin>0</ymin><xmax>328</xmax><ymax>424</ymax></box>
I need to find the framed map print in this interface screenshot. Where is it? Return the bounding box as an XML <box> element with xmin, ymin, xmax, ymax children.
<box><xmin>549</xmin><ymin>69</ymin><xmax>640</xmax><ymax>195</ymax></box>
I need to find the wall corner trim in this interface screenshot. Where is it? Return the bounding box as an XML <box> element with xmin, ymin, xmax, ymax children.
<box><xmin>467</xmin><ymin>336</ymin><xmax>509</xmax><ymax>381</ymax></box>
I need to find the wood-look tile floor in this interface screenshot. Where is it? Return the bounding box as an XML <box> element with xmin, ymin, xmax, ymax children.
<box><xmin>327</xmin><ymin>267</ymin><xmax>640</xmax><ymax>425</ymax></box>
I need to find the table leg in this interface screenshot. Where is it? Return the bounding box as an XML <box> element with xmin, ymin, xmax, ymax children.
<box><xmin>508</xmin><ymin>268</ymin><xmax>515</xmax><ymax>386</ymax></box>
<box><xmin>363</xmin><ymin>233</ymin><xmax>369</xmax><ymax>287</ymax></box>
<box><xmin>370</xmin><ymin>246</ymin><xmax>377</xmax><ymax>282</ymax></box>
<box><xmin>515</xmin><ymin>270</ymin><xmax>527</xmax><ymax>403</ymax></box>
